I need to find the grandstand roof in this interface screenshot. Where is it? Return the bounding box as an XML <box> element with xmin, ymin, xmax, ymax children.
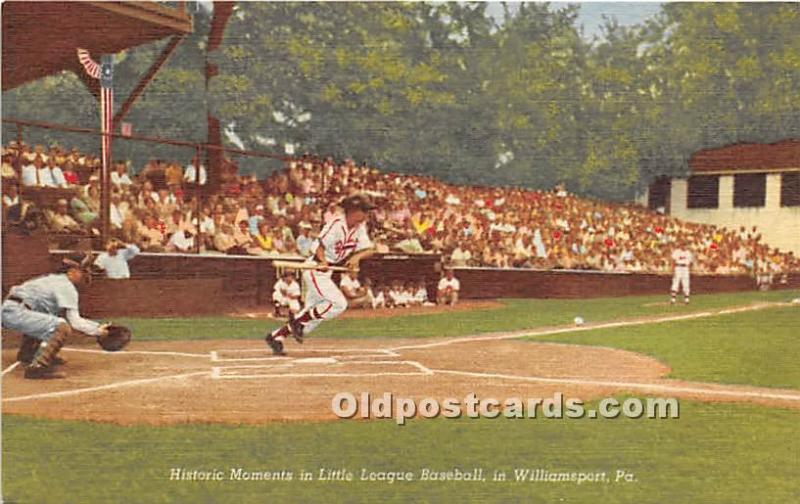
<box><xmin>689</xmin><ymin>139</ymin><xmax>800</xmax><ymax>175</ymax></box>
<box><xmin>2</xmin><ymin>1</ymin><xmax>192</xmax><ymax>91</ymax></box>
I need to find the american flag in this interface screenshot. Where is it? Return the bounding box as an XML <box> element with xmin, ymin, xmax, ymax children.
<box><xmin>76</xmin><ymin>49</ymin><xmax>113</xmax><ymax>198</ymax></box>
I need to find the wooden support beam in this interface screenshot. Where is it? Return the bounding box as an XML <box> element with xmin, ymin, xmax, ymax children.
<box><xmin>113</xmin><ymin>34</ymin><xmax>185</xmax><ymax>127</ymax></box>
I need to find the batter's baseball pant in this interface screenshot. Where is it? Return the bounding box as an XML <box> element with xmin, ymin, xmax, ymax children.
<box><xmin>301</xmin><ymin>270</ymin><xmax>348</xmax><ymax>334</ymax></box>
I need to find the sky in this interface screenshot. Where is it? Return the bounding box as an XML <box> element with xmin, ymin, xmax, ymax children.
<box><xmin>486</xmin><ymin>2</ymin><xmax>664</xmax><ymax>40</ymax></box>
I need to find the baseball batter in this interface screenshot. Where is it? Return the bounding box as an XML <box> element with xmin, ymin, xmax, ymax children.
<box><xmin>1</xmin><ymin>253</ymin><xmax>109</xmax><ymax>379</ymax></box>
<box><xmin>670</xmin><ymin>244</ymin><xmax>693</xmax><ymax>305</ymax></box>
<box><xmin>266</xmin><ymin>195</ymin><xmax>376</xmax><ymax>355</ymax></box>
<box><xmin>272</xmin><ymin>271</ymin><xmax>302</xmax><ymax>317</ymax></box>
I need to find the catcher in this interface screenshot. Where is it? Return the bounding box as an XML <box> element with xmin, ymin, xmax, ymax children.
<box><xmin>1</xmin><ymin>252</ymin><xmax>131</xmax><ymax>379</ymax></box>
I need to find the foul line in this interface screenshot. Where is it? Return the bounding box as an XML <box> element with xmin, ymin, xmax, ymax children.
<box><xmin>63</xmin><ymin>348</ymin><xmax>212</xmax><ymax>359</ymax></box>
<box><xmin>2</xmin><ymin>371</ymin><xmax>209</xmax><ymax>403</ymax></box>
<box><xmin>389</xmin><ymin>302</ymin><xmax>781</xmax><ymax>352</ymax></box>
<box><xmin>2</xmin><ymin>362</ymin><xmax>20</xmax><ymax>377</ymax></box>
<box><xmin>433</xmin><ymin>369</ymin><xmax>800</xmax><ymax>402</ymax></box>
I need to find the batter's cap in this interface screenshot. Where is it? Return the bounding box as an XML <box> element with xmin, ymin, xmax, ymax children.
<box><xmin>340</xmin><ymin>194</ymin><xmax>375</xmax><ymax>212</ymax></box>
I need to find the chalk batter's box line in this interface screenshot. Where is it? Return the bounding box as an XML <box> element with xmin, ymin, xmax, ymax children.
<box><xmin>212</xmin><ymin>360</ymin><xmax>434</xmax><ymax>380</ymax></box>
<box><xmin>209</xmin><ymin>348</ymin><xmax>398</xmax><ymax>362</ymax></box>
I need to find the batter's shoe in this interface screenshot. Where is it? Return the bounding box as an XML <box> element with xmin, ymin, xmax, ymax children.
<box><xmin>24</xmin><ymin>365</ymin><xmax>66</xmax><ymax>380</ymax></box>
<box><xmin>17</xmin><ymin>354</ymin><xmax>67</xmax><ymax>366</ymax></box>
<box><xmin>288</xmin><ymin>314</ymin><xmax>304</xmax><ymax>344</ymax></box>
<box><xmin>265</xmin><ymin>333</ymin><xmax>286</xmax><ymax>356</ymax></box>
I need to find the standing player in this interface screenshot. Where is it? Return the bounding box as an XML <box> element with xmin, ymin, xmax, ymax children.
<box><xmin>266</xmin><ymin>195</ymin><xmax>376</xmax><ymax>355</ymax></box>
<box><xmin>272</xmin><ymin>270</ymin><xmax>302</xmax><ymax>317</ymax></box>
<box><xmin>1</xmin><ymin>253</ymin><xmax>109</xmax><ymax>379</ymax></box>
<box><xmin>670</xmin><ymin>242</ymin><xmax>693</xmax><ymax>305</ymax></box>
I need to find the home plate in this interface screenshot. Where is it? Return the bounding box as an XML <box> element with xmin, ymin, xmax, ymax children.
<box><xmin>295</xmin><ymin>357</ymin><xmax>338</xmax><ymax>364</ymax></box>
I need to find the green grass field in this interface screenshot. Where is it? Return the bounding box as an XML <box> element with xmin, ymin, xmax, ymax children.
<box><xmin>4</xmin><ymin>401</ymin><xmax>799</xmax><ymax>503</ymax></box>
<box><xmin>116</xmin><ymin>289</ymin><xmax>797</xmax><ymax>341</ymax></box>
<box><xmin>4</xmin><ymin>290</ymin><xmax>799</xmax><ymax>503</ymax></box>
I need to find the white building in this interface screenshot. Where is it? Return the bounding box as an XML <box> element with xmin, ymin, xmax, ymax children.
<box><xmin>640</xmin><ymin>139</ymin><xmax>800</xmax><ymax>254</ymax></box>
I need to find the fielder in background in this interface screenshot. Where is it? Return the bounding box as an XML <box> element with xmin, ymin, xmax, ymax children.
<box><xmin>671</xmin><ymin>243</ymin><xmax>693</xmax><ymax>305</ymax></box>
<box><xmin>93</xmin><ymin>239</ymin><xmax>140</xmax><ymax>279</ymax></box>
<box><xmin>437</xmin><ymin>269</ymin><xmax>460</xmax><ymax>306</ymax></box>
<box><xmin>266</xmin><ymin>195</ymin><xmax>376</xmax><ymax>355</ymax></box>
<box><xmin>272</xmin><ymin>270</ymin><xmax>302</xmax><ymax>317</ymax></box>
<box><xmin>1</xmin><ymin>253</ymin><xmax>109</xmax><ymax>379</ymax></box>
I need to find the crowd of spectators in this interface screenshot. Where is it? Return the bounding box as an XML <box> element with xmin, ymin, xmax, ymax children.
<box><xmin>3</xmin><ymin>141</ymin><xmax>798</xmax><ymax>278</ymax></box>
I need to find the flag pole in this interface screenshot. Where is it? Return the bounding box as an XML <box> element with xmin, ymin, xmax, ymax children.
<box><xmin>100</xmin><ymin>54</ymin><xmax>114</xmax><ymax>246</ymax></box>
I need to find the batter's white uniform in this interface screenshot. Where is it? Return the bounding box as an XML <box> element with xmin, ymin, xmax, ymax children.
<box><xmin>671</xmin><ymin>248</ymin><xmax>693</xmax><ymax>296</ymax></box>
<box><xmin>300</xmin><ymin>217</ymin><xmax>372</xmax><ymax>334</ymax></box>
<box><xmin>272</xmin><ymin>278</ymin><xmax>301</xmax><ymax>314</ymax></box>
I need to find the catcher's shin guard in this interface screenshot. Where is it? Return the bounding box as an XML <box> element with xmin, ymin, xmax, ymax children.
<box><xmin>28</xmin><ymin>323</ymin><xmax>71</xmax><ymax>369</ymax></box>
<box><xmin>17</xmin><ymin>336</ymin><xmax>67</xmax><ymax>366</ymax></box>
<box><xmin>16</xmin><ymin>335</ymin><xmax>39</xmax><ymax>365</ymax></box>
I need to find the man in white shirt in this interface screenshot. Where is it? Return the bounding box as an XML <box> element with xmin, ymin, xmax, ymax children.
<box><xmin>94</xmin><ymin>240</ymin><xmax>140</xmax><ymax>279</ymax></box>
<box><xmin>21</xmin><ymin>158</ymin><xmax>39</xmax><ymax>187</ymax></box>
<box><xmin>184</xmin><ymin>160</ymin><xmax>207</xmax><ymax>185</ymax></box>
<box><xmin>437</xmin><ymin>269</ymin><xmax>461</xmax><ymax>306</ymax></box>
<box><xmin>272</xmin><ymin>271</ymin><xmax>302</xmax><ymax>317</ymax></box>
<box><xmin>47</xmin><ymin>157</ymin><xmax>68</xmax><ymax>187</ymax></box>
<box><xmin>670</xmin><ymin>243</ymin><xmax>693</xmax><ymax>305</ymax></box>
<box><xmin>111</xmin><ymin>163</ymin><xmax>133</xmax><ymax>188</ymax></box>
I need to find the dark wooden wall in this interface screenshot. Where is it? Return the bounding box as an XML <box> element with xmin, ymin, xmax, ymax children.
<box><xmin>3</xmin><ymin>235</ymin><xmax>797</xmax><ymax>319</ymax></box>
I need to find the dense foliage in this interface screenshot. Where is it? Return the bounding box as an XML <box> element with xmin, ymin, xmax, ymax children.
<box><xmin>4</xmin><ymin>2</ymin><xmax>798</xmax><ymax>199</ymax></box>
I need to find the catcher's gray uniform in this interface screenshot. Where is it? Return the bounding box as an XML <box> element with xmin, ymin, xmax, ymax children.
<box><xmin>2</xmin><ymin>273</ymin><xmax>102</xmax><ymax>341</ymax></box>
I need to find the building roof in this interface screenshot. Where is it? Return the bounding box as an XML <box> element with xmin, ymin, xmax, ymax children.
<box><xmin>2</xmin><ymin>1</ymin><xmax>192</xmax><ymax>91</ymax></box>
<box><xmin>689</xmin><ymin>139</ymin><xmax>800</xmax><ymax>175</ymax></box>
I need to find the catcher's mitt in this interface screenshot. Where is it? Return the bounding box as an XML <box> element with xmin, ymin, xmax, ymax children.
<box><xmin>98</xmin><ymin>324</ymin><xmax>132</xmax><ymax>352</ymax></box>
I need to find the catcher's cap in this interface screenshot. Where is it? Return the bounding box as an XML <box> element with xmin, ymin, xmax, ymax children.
<box><xmin>60</xmin><ymin>252</ymin><xmax>93</xmax><ymax>273</ymax></box>
<box><xmin>340</xmin><ymin>194</ymin><xmax>375</xmax><ymax>212</ymax></box>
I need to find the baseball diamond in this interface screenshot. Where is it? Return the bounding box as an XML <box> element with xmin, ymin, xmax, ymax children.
<box><xmin>3</xmin><ymin>2</ymin><xmax>800</xmax><ymax>503</ymax></box>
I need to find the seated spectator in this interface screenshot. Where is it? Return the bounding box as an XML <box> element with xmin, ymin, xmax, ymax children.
<box><xmin>138</xmin><ymin>214</ymin><xmax>167</xmax><ymax>252</ymax></box>
<box><xmin>340</xmin><ymin>269</ymin><xmax>371</xmax><ymax>308</ymax></box>
<box><xmin>47</xmin><ymin>199</ymin><xmax>82</xmax><ymax>233</ymax></box>
<box><xmin>70</xmin><ymin>186</ymin><xmax>99</xmax><ymax>226</ymax></box>
<box><xmin>36</xmin><ymin>156</ymin><xmax>57</xmax><ymax>187</ymax></box>
<box><xmin>296</xmin><ymin>222</ymin><xmax>316</xmax><ymax>257</ymax></box>
<box><xmin>3</xmin><ymin>184</ymin><xmax>20</xmax><ymax>209</ymax></box>
<box><xmin>20</xmin><ymin>156</ymin><xmax>39</xmax><ymax>187</ymax></box>
<box><xmin>252</xmin><ymin>221</ymin><xmax>275</xmax><ymax>255</ymax></box>
<box><xmin>272</xmin><ymin>271</ymin><xmax>301</xmax><ymax>317</ymax></box>
<box><xmin>437</xmin><ymin>269</ymin><xmax>460</xmax><ymax>305</ymax></box>
<box><xmin>61</xmin><ymin>161</ymin><xmax>80</xmax><ymax>186</ymax></box>
<box><xmin>450</xmin><ymin>245</ymin><xmax>471</xmax><ymax>267</ymax></box>
<box><xmin>248</xmin><ymin>205</ymin><xmax>266</xmax><ymax>235</ymax></box>
<box><xmin>213</xmin><ymin>223</ymin><xmax>238</xmax><ymax>254</ymax></box>
<box><xmin>1</xmin><ymin>154</ymin><xmax>16</xmax><ymax>181</ymax></box>
<box><xmin>111</xmin><ymin>162</ymin><xmax>133</xmax><ymax>188</ymax></box>
<box><xmin>233</xmin><ymin>219</ymin><xmax>257</xmax><ymax>253</ymax></box>
<box><xmin>94</xmin><ymin>239</ymin><xmax>140</xmax><ymax>279</ymax></box>
<box><xmin>49</xmin><ymin>157</ymin><xmax>68</xmax><ymax>188</ymax></box>
<box><xmin>167</xmin><ymin>229</ymin><xmax>195</xmax><ymax>252</ymax></box>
